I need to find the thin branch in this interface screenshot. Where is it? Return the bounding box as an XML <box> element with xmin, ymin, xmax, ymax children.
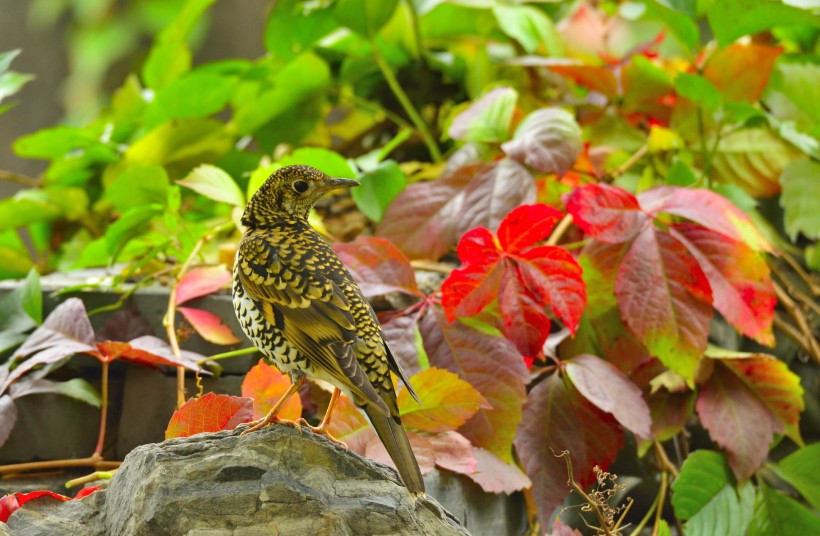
<box><xmin>780</xmin><ymin>252</ymin><xmax>820</xmax><ymax>296</ymax></box>
<box><xmin>653</xmin><ymin>442</ymin><xmax>679</xmax><ymax>479</ymax></box>
<box><xmin>0</xmin><ymin>170</ymin><xmax>40</xmax><ymax>188</ymax></box>
<box><xmin>773</xmin><ymin>283</ymin><xmax>820</xmax><ymax>365</ymax></box>
<box><xmin>93</xmin><ymin>361</ymin><xmax>110</xmax><ymax>457</ymax></box>
<box><xmin>610</xmin><ymin>144</ymin><xmax>648</xmax><ymax>180</ymax></box>
<box><xmin>409</xmin><ymin>259</ymin><xmax>454</xmax><ymax>274</ymax></box>
<box><xmin>0</xmin><ymin>455</ymin><xmax>121</xmax><ymax>475</ymax></box>
<box><xmin>547</xmin><ymin>214</ymin><xmax>574</xmax><ymax>246</ymax></box>
<box><xmin>651</xmin><ymin>472</ymin><xmax>669</xmax><ymax>536</ymax></box>
<box><xmin>198</xmin><ymin>346</ymin><xmax>258</xmax><ymax>364</ymax></box>
<box><xmin>65</xmin><ymin>470</ymin><xmax>114</xmax><ymax>489</ymax></box>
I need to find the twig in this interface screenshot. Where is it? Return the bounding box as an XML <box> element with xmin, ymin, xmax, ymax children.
<box><xmin>780</xmin><ymin>252</ymin><xmax>820</xmax><ymax>296</ymax></box>
<box><xmin>409</xmin><ymin>259</ymin><xmax>454</xmax><ymax>274</ymax></box>
<box><xmin>198</xmin><ymin>346</ymin><xmax>258</xmax><ymax>364</ymax></box>
<box><xmin>93</xmin><ymin>362</ymin><xmax>110</xmax><ymax>457</ymax></box>
<box><xmin>651</xmin><ymin>472</ymin><xmax>669</xmax><ymax>536</ymax></box>
<box><xmin>773</xmin><ymin>283</ymin><xmax>820</xmax><ymax>365</ymax></box>
<box><xmin>0</xmin><ymin>170</ymin><xmax>40</xmax><ymax>188</ymax></box>
<box><xmin>65</xmin><ymin>470</ymin><xmax>114</xmax><ymax>489</ymax></box>
<box><xmin>163</xmin><ymin>221</ymin><xmax>235</xmax><ymax>408</ymax></box>
<box><xmin>0</xmin><ymin>455</ymin><xmax>121</xmax><ymax>475</ymax></box>
<box><xmin>557</xmin><ymin>450</ymin><xmax>611</xmax><ymax>535</ymax></box>
<box><xmin>610</xmin><ymin>145</ymin><xmax>648</xmax><ymax>180</ymax></box>
<box><xmin>547</xmin><ymin>214</ymin><xmax>574</xmax><ymax>246</ymax></box>
<box><xmin>371</xmin><ymin>37</ymin><xmax>442</xmax><ymax>163</ymax></box>
<box><xmin>628</xmin><ymin>492</ymin><xmax>659</xmax><ymax>536</ymax></box>
<box><xmin>653</xmin><ymin>442</ymin><xmax>679</xmax><ymax>479</ymax></box>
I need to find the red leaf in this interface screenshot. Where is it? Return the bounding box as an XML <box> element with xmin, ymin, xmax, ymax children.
<box><xmin>637</xmin><ymin>186</ymin><xmax>770</xmax><ymax>252</ymax></box>
<box><xmin>456</xmin><ymin>226</ymin><xmax>500</xmax><ymax>266</ymax></box>
<box><xmin>703</xmin><ymin>43</ymin><xmax>783</xmax><ymax>103</ymax></box>
<box><xmin>545</xmin><ymin>62</ymin><xmax>618</xmax><ymax>99</ymax></box>
<box><xmin>377</xmin><ymin>165</ymin><xmax>474</xmax><ymax>260</ymax></box>
<box><xmin>241</xmin><ymin>360</ymin><xmax>303</xmax><ymax>422</ymax></box>
<box><xmin>175</xmin><ymin>266</ymin><xmax>232</xmax><ymax>305</ymax></box>
<box><xmin>74</xmin><ymin>486</ymin><xmax>101</xmax><ymax>499</ymax></box>
<box><xmin>178</xmin><ymin>307</ymin><xmax>241</xmax><ymax>345</ymax></box>
<box><xmin>420</xmin><ymin>306</ymin><xmax>528</xmax><ymax>462</ymax></box>
<box><xmin>165</xmin><ymin>392</ymin><xmax>254</xmax><ymax>439</ymax></box>
<box><xmin>463</xmin><ymin>447</ymin><xmax>531</xmax><ymax>494</ymax></box>
<box><xmin>498</xmin><ymin>270</ymin><xmax>553</xmax><ymax>357</ymax></box>
<box><xmin>515</xmin><ymin>246</ymin><xmax>586</xmax><ymax>335</ymax></box>
<box><xmin>497</xmin><ymin>203</ymin><xmax>563</xmax><ymax>254</ymax></box>
<box><xmin>565</xmin><ymin>354</ymin><xmax>652</xmax><ymax>438</ymax></box>
<box><xmin>96</xmin><ymin>336</ymin><xmax>203</xmax><ymax>370</ymax></box>
<box><xmin>672</xmin><ymin>224</ymin><xmax>775</xmax><ymax>346</ymax></box>
<box><xmin>427</xmin><ymin>431</ymin><xmax>477</xmax><ymax>476</ymax></box>
<box><xmin>334</xmin><ymin>236</ymin><xmax>421</xmax><ymax>299</ymax></box>
<box><xmin>1</xmin><ymin>490</ymin><xmax>71</xmax><ymax>522</ymax></box>
<box><xmin>515</xmin><ymin>374</ymin><xmax>624</xmax><ymax>526</ymax></box>
<box><xmin>441</xmin><ymin>260</ymin><xmax>505</xmax><ymax>322</ymax></box>
<box><xmin>615</xmin><ymin>227</ymin><xmax>713</xmax><ymax>381</ymax></box>
<box><xmin>563</xmin><ymin>184</ymin><xmax>649</xmax><ymax>243</ymax></box>
<box><xmin>696</xmin><ymin>363</ymin><xmax>779</xmax><ymax>481</ymax></box>
<box><xmin>455</xmin><ymin>159</ymin><xmax>537</xmax><ymax>240</ymax></box>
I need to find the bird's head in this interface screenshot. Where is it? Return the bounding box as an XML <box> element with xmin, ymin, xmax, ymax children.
<box><xmin>241</xmin><ymin>165</ymin><xmax>359</xmax><ymax>227</ymax></box>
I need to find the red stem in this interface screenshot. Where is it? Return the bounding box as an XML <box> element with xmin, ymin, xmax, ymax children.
<box><xmin>93</xmin><ymin>361</ymin><xmax>109</xmax><ymax>457</ymax></box>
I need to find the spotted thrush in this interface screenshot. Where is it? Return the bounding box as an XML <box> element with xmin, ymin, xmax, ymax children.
<box><xmin>232</xmin><ymin>164</ymin><xmax>424</xmax><ymax>494</ymax></box>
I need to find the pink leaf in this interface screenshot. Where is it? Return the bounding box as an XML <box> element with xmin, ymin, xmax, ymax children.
<box><xmin>334</xmin><ymin>236</ymin><xmax>422</xmax><ymax>299</ymax></box>
<box><xmin>381</xmin><ymin>314</ymin><xmax>423</xmax><ymax>377</ymax></box>
<box><xmin>178</xmin><ymin>307</ymin><xmax>241</xmax><ymax>345</ymax></box>
<box><xmin>427</xmin><ymin>431</ymin><xmax>477</xmax><ymax>476</ymax></box>
<box><xmin>563</xmin><ymin>184</ymin><xmax>649</xmax><ymax>243</ymax></box>
<box><xmin>565</xmin><ymin>354</ymin><xmax>652</xmax><ymax>438</ymax></box>
<box><xmin>464</xmin><ymin>447</ymin><xmax>531</xmax><ymax>494</ymax></box>
<box><xmin>365</xmin><ymin>431</ymin><xmax>437</xmax><ymax>474</ymax></box>
<box><xmin>175</xmin><ymin>266</ymin><xmax>232</xmax><ymax>305</ymax></box>
<box><xmin>672</xmin><ymin>224</ymin><xmax>775</xmax><ymax>346</ymax></box>
<box><xmin>615</xmin><ymin>227</ymin><xmax>713</xmax><ymax>381</ymax></box>
<box><xmin>637</xmin><ymin>186</ymin><xmax>770</xmax><ymax>252</ymax></box>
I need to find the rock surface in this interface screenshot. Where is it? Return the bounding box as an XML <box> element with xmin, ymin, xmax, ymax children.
<box><xmin>5</xmin><ymin>426</ymin><xmax>469</xmax><ymax>535</ymax></box>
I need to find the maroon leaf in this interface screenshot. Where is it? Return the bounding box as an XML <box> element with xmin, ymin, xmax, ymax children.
<box><xmin>636</xmin><ymin>186</ymin><xmax>770</xmax><ymax>252</ymax></box>
<box><xmin>565</xmin><ymin>354</ymin><xmax>652</xmax><ymax>438</ymax></box>
<box><xmin>501</xmin><ymin>108</ymin><xmax>583</xmax><ymax>176</ymax></box>
<box><xmin>165</xmin><ymin>392</ymin><xmax>254</xmax><ymax>439</ymax></box>
<box><xmin>334</xmin><ymin>236</ymin><xmax>422</xmax><ymax>299</ymax></box>
<box><xmin>175</xmin><ymin>266</ymin><xmax>232</xmax><ymax>305</ymax></box>
<box><xmin>464</xmin><ymin>447</ymin><xmax>531</xmax><ymax>494</ymax></box>
<box><xmin>381</xmin><ymin>314</ymin><xmax>424</xmax><ymax>376</ymax></box>
<box><xmin>427</xmin><ymin>431</ymin><xmax>477</xmax><ymax>476</ymax></box>
<box><xmin>498</xmin><ymin>270</ymin><xmax>552</xmax><ymax>357</ymax></box>
<box><xmin>515</xmin><ymin>373</ymin><xmax>624</xmax><ymax>526</ymax></box>
<box><xmin>696</xmin><ymin>363</ymin><xmax>780</xmax><ymax>481</ymax></box>
<box><xmin>0</xmin><ymin>395</ymin><xmax>17</xmax><ymax>447</ymax></box>
<box><xmin>671</xmin><ymin>224</ymin><xmax>775</xmax><ymax>346</ymax></box>
<box><xmin>97</xmin><ymin>306</ymin><xmax>153</xmax><ymax>342</ymax></box>
<box><xmin>420</xmin><ymin>306</ymin><xmax>528</xmax><ymax>462</ymax></box>
<box><xmin>615</xmin><ymin>227</ymin><xmax>713</xmax><ymax>381</ymax></box>
<box><xmin>377</xmin><ymin>165</ymin><xmax>474</xmax><ymax>260</ymax></box>
<box><xmin>563</xmin><ymin>184</ymin><xmax>649</xmax><ymax>243</ymax></box>
<box><xmin>3</xmin><ymin>298</ymin><xmax>97</xmax><ymax>391</ymax></box>
<box><xmin>126</xmin><ymin>335</ymin><xmax>204</xmax><ymax>368</ymax></box>
<box><xmin>455</xmin><ymin>159</ymin><xmax>537</xmax><ymax>240</ymax></box>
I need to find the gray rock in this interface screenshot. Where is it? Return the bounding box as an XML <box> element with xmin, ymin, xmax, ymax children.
<box><xmin>6</xmin><ymin>426</ymin><xmax>469</xmax><ymax>536</ymax></box>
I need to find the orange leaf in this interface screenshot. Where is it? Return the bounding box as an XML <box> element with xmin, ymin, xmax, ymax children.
<box><xmin>398</xmin><ymin>368</ymin><xmax>490</xmax><ymax>433</ymax></box>
<box><xmin>165</xmin><ymin>392</ymin><xmax>253</xmax><ymax>439</ymax></box>
<box><xmin>178</xmin><ymin>307</ymin><xmax>241</xmax><ymax>345</ymax></box>
<box><xmin>704</xmin><ymin>44</ymin><xmax>783</xmax><ymax>103</ymax></box>
<box><xmin>240</xmin><ymin>361</ymin><xmax>302</xmax><ymax>422</ymax></box>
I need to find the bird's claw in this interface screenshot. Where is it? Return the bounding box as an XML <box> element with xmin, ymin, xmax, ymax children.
<box><xmin>294</xmin><ymin>418</ymin><xmax>347</xmax><ymax>448</ymax></box>
<box><xmin>239</xmin><ymin>416</ymin><xmax>300</xmax><ymax>436</ymax></box>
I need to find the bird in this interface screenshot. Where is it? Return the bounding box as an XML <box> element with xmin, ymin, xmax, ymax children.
<box><xmin>232</xmin><ymin>164</ymin><xmax>425</xmax><ymax>494</ymax></box>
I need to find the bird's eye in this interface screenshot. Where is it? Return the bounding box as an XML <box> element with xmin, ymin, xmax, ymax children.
<box><xmin>292</xmin><ymin>180</ymin><xmax>309</xmax><ymax>193</ymax></box>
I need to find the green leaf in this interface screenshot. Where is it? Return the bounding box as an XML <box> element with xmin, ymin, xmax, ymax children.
<box><xmin>675</xmin><ymin>73</ymin><xmax>722</xmax><ymax>113</ymax></box>
<box><xmin>448</xmin><ymin>86</ymin><xmax>518</xmax><ymax>144</ymax></box>
<box><xmin>667</xmin><ymin>158</ymin><xmax>697</xmax><ymax>186</ymax></box>
<box><xmin>13</xmin><ymin>126</ymin><xmax>116</xmax><ymax>160</ymax></box>
<box><xmin>234</xmin><ymin>53</ymin><xmax>331</xmax><ymax>135</ymax></box>
<box><xmin>748</xmin><ymin>483</ymin><xmax>820</xmax><ymax>536</ymax></box>
<box><xmin>672</xmin><ymin>450</ymin><xmax>734</xmax><ymax>520</ymax></box>
<box><xmin>397</xmin><ymin>367</ymin><xmax>488</xmax><ymax>433</ymax></box>
<box><xmin>142</xmin><ymin>0</ymin><xmax>217</xmax><ymax>89</ymax></box>
<box><xmin>264</xmin><ymin>0</ymin><xmax>339</xmax><ymax>61</ymax></box>
<box><xmin>685</xmin><ymin>482</ymin><xmax>755</xmax><ymax>536</ymax></box>
<box><xmin>627</xmin><ymin>0</ymin><xmax>699</xmax><ymax>52</ymax></box>
<box><xmin>0</xmin><ymin>49</ymin><xmax>33</xmax><ymax>109</ymax></box>
<box><xmin>106</xmin><ymin>166</ymin><xmax>170</xmax><ymax>212</ymax></box>
<box><xmin>122</xmin><ymin>117</ymin><xmax>233</xmax><ymax>169</ymax></box>
<box><xmin>335</xmin><ymin>0</ymin><xmax>399</xmax><ymax>36</ymax></box>
<box><xmin>764</xmin><ymin>59</ymin><xmax>820</xmax><ymax>136</ymax></box>
<box><xmin>707</xmin><ymin>0</ymin><xmax>820</xmax><ymax>47</ymax></box>
<box><xmin>104</xmin><ymin>205</ymin><xmax>164</xmax><ymax>259</ymax></box>
<box><xmin>0</xmin><ymin>268</ymin><xmax>41</xmax><ymax>333</ymax></box>
<box><xmin>279</xmin><ymin>147</ymin><xmax>357</xmax><ymax>179</ymax></box>
<box><xmin>775</xmin><ymin>443</ymin><xmax>820</xmax><ymax>510</ymax></box>
<box><xmin>780</xmin><ymin>158</ymin><xmax>820</xmax><ymax>241</ymax></box>
<box><xmin>177</xmin><ymin>164</ymin><xmax>245</xmax><ymax>207</ymax></box>
<box><xmin>145</xmin><ymin>71</ymin><xmax>235</xmax><ymax>126</ymax></box>
<box><xmin>351</xmin><ymin>160</ymin><xmax>407</xmax><ymax>222</ymax></box>
<box><xmin>492</xmin><ymin>4</ymin><xmax>561</xmax><ymax>55</ymax></box>
<box><xmin>0</xmin><ymin>187</ymin><xmax>88</xmax><ymax>232</ymax></box>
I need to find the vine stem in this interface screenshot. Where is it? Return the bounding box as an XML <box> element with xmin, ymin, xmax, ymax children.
<box><xmin>651</xmin><ymin>471</ymin><xmax>669</xmax><ymax>536</ymax></box>
<box><xmin>611</xmin><ymin>144</ymin><xmax>648</xmax><ymax>180</ymax></box>
<box><xmin>370</xmin><ymin>37</ymin><xmax>442</xmax><ymax>163</ymax></box>
<box><xmin>65</xmin><ymin>470</ymin><xmax>114</xmax><ymax>489</ymax></box>
<box><xmin>547</xmin><ymin>215</ymin><xmax>574</xmax><ymax>246</ymax></box>
<box><xmin>197</xmin><ymin>346</ymin><xmax>258</xmax><ymax>364</ymax></box>
<box><xmin>93</xmin><ymin>361</ymin><xmax>109</xmax><ymax>457</ymax></box>
<box><xmin>163</xmin><ymin>220</ymin><xmax>235</xmax><ymax>408</ymax></box>
<box><xmin>0</xmin><ymin>456</ymin><xmax>121</xmax><ymax>475</ymax></box>
<box><xmin>772</xmin><ymin>282</ymin><xmax>820</xmax><ymax>365</ymax></box>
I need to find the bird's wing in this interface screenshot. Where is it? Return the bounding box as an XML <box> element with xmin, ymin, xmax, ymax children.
<box><xmin>237</xmin><ymin>232</ymin><xmax>390</xmax><ymax>415</ymax></box>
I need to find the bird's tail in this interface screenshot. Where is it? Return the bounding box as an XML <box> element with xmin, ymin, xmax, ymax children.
<box><xmin>363</xmin><ymin>405</ymin><xmax>425</xmax><ymax>494</ymax></box>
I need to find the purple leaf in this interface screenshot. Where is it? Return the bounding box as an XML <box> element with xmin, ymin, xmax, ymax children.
<box><xmin>501</xmin><ymin>108</ymin><xmax>582</xmax><ymax>176</ymax></box>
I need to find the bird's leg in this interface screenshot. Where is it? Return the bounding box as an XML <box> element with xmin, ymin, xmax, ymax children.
<box><xmin>296</xmin><ymin>387</ymin><xmax>347</xmax><ymax>448</ymax></box>
<box><xmin>240</xmin><ymin>376</ymin><xmax>306</xmax><ymax>436</ymax></box>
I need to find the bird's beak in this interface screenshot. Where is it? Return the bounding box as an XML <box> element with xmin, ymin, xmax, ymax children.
<box><xmin>326</xmin><ymin>177</ymin><xmax>360</xmax><ymax>190</ymax></box>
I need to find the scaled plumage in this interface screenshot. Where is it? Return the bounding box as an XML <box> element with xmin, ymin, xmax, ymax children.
<box><xmin>232</xmin><ymin>165</ymin><xmax>424</xmax><ymax>494</ymax></box>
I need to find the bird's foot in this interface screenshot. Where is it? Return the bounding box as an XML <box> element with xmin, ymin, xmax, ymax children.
<box><xmin>294</xmin><ymin>418</ymin><xmax>347</xmax><ymax>448</ymax></box>
<box><xmin>240</xmin><ymin>415</ymin><xmax>301</xmax><ymax>436</ymax></box>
